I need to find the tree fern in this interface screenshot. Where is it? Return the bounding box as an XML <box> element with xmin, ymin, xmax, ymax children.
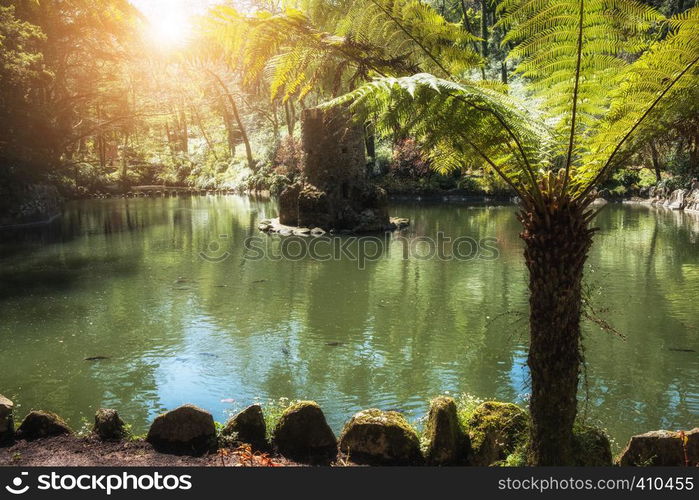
<box><xmin>204</xmin><ymin>6</ymin><xmax>425</xmax><ymax>101</ymax></box>
<box><xmin>337</xmin><ymin>0</ymin><xmax>482</xmax><ymax>77</ymax></box>
<box><xmin>204</xmin><ymin>1</ymin><xmax>483</xmax><ymax>102</ymax></box>
<box><xmin>323</xmin><ymin>0</ymin><xmax>699</xmax><ymax>466</ymax></box>
<box><xmin>498</xmin><ymin>0</ymin><xmax>664</xmax><ymax>177</ymax></box>
<box><xmin>577</xmin><ymin>5</ymin><xmax>699</xmax><ymax>194</ymax></box>
<box><xmin>326</xmin><ymin>73</ymin><xmax>551</xmax><ymax>200</ymax></box>
<box><xmin>332</xmin><ymin>1</ymin><xmax>698</xmax><ymax>204</ymax></box>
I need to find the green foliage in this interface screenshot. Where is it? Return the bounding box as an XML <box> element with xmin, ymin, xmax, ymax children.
<box><xmin>205</xmin><ymin>0</ymin><xmax>482</xmax><ymax>104</ymax></box>
<box><xmin>499</xmin><ymin>0</ymin><xmax>662</xmax><ymax>145</ymax></box>
<box><xmin>260</xmin><ymin>397</ymin><xmax>300</xmax><ymax>440</ymax></box>
<box><xmin>337</xmin><ymin>0</ymin><xmax>482</xmax><ymax>77</ymax></box>
<box><xmin>329</xmin><ymin>2</ymin><xmax>699</xmax><ymax>207</ymax></box>
<box><xmin>205</xmin><ymin>6</ymin><xmax>417</xmax><ymax>102</ymax></box>
<box><xmin>579</xmin><ymin>6</ymin><xmax>699</xmax><ymax>189</ymax></box>
<box><xmin>0</xmin><ymin>4</ymin><xmax>46</xmax><ymax>168</ymax></box>
<box><xmin>454</xmin><ymin>393</ymin><xmax>486</xmax><ymax>430</ymax></box>
<box><xmin>327</xmin><ymin>73</ymin><xmax>544</xmax><ymax>194</ymax></box>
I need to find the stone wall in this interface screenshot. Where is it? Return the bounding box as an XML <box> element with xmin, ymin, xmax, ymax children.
<box><xmin>278</xmin><ymin>106</ymin><xmax>390</xmax><ymax>232</ymax></box>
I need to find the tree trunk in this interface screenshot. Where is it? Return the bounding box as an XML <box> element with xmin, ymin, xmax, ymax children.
<box><xmin>191</xmin><ymin>105</ymin><xmax>218</xmax><ymax>161</ymax></box>
<box><xmin>208</xmin><ymin>70</ymin><xmax>255</xmax><ymax>170</ymax></box>
<box><xmin>284</xmin><ymin>101</ymin><xmax>296</xmax><ymax>136</ymax></box>
<box><xmin>365</xmin><ymin>122</ymin><xmax>376</xmax><ymax>161</ymax></box>
<box><xmin>120</xmin><ymin>132</ymin><xmax>129</xmax><ymax>192</ymax></box>
<box><xmin>649</xmin><ymin>141</ymin><xmax>662</xmax><ymax>182</ymax></box>
<box><xmin>459</xmin><ymin>0</ymin><xmax>482</xmax><ymax>59</ymax></box>
<box><xmin>519</xmin><ymin>195</ymin><xmax>595</xmax><ymax>465</ymax></box>
<box><xmin>480</xmin><ymin>0</ymin><xmax>489</xmax><ymax>60</ymax></box>
<box><xmin>501</xmin><ymin>61</ymin><xmax>508</xmax><ymax>84</ymax></box>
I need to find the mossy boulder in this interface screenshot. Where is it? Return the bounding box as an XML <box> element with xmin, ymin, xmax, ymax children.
<box><xmin>222</xmin><ymin>404</ymin><xmax>267</xmax><ymax>450</ymax></box>
<box><xmin>618</xmin><ymin>428</ymin><xmax>699</xmax><ymax>466</ymax></box>
<box><xmin>0</xmin><ymin>395</ymin><xmax>14</xmax><ymax>444</ymax></box>
<box><xmin>271</xmin><ymin>401</ymin><xmax>337</xmax><ymax>463</ymax></box>
<box><xmin>17</xmin><ymin>411</ymin><xmax>72</xmax><ymax>441</ymax></box>
<box><xmin>338</xmin><ymin>409</ymin><xmax>422</xmax><ymax>465</ymax></box>
<box><xmin>467</xmin><ymin>402</ymin><xmax>528</xmax><ymax>466</ymax></box>
<box><xmin>146</xmin><ymin>404</ymin><xmax>217</xmax><ymax>456</ymax></box>
<box><xmin>93</xmin><ymin>409</ymin><xmax>126</xmax><ymax>441</ymax></box>
<box><xmin>572</xmin><ymin>425</ymin><xmax>612</xmax><ymax>466</ymax></box>
<box><xmin>423</xmin><ymin>396</ymin><xmax>469</xmax><ymax>465</ymax></box>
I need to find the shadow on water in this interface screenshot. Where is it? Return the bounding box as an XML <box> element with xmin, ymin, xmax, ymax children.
<box><xmin>0</xmin><ymin>254</ymin><xmax>142</xmax><ymax>300</ymax></box>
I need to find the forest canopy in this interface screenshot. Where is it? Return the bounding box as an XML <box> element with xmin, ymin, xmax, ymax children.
<box><xmin>0</xmin><ymin>0</ymin><xmax>697</xmax><ymax>200</ymax></box>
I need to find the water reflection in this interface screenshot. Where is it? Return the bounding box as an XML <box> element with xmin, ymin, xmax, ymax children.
<box><xmin>0</xmin><ymin>197</ymin><xmax>696</xmax><ymax>448</ymax></box>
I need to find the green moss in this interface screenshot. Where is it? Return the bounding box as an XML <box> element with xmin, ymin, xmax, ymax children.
<box><xmin>572</xmin><ymin>423</ymin><xmax>613</xmax><ymax>466</ymax></box>
<box><xmin>338</xmin><ymin>409</ymin><xmax>422</xmax><ymax>465</ymax></box>
<box><xmin>494</xmin><ymin>445</ymin><xmax>528</xmax><ymax>467</ymax></box>
<box><xmin>351</xmin><ymin>409</ymin><xmax>419</xmax><ymax>436</ymax></box>
<box><xmin>17</xmin><ymin>410</ymin><xmax>72</xmax><ymax>440</ymax></box>
<box><xmin>466</xmin><ymin>402</ymin><xmax>529</xmax><ymax>466</ymax></box>
<box><xmin>492</xmin><ymin>421</ymin><xmax>613</xmax><ymax>466</ymax></box>
<box><xmin>422</xmin><ymin>396</ymin><xmax>468</xmax><ymax>465</ymax></box>
<box><xmin>270</xmin><ymin>400</ymin><xmax>337</xmax><ymax>464</ymax></box>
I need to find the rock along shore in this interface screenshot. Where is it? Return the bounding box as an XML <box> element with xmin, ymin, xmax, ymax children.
<box><xmin>1</xmin><ymin>394</ymin><xmax>696</xmax><ymax>467</ymax></box>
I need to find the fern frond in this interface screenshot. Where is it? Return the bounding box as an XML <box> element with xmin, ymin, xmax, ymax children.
<box><xmin>325</xmin><ymin>73</ymin><xmax>551</xmax><ymax>198</ymax></box>
<box><xmin>337</xmin><ymin>0</ymin><xmax>482</xmax><ymax>78</ymax></box>
<box><xmin>575</xmin><ymin>5</ymin><xmax>699</xmax><ymax>195</ymax></box>
<box><xmin>498</xmin><ymin>0</ymin><xmax>664</xmax><ymax>142</ymax></box>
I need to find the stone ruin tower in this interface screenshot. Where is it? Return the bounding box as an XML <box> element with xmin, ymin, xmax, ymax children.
<box><xmin>278</xmin><ymin>106</ymin><xmax>390</xmax><ymax>232</ymax></box>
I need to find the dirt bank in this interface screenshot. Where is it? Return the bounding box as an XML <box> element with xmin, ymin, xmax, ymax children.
<box><xmin>0</xmin><ymin>436</ymin><xmax>296</xmax><ymax>467</ymax></box>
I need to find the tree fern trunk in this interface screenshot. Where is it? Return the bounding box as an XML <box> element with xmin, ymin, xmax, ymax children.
<box><xmin>519</xmin><ymin>196</ymin><xmax>594</xmax><ymax>465</ymax></box>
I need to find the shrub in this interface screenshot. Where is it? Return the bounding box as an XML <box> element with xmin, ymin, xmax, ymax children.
<box><xmin>658</xmin><ymin>175</ymin><xmax>691</xmax><ymax>193</ymax></box>
<box><xmin>273</xmin><ymin>136</ymin><xmax>303</xmax><ymax>180</ymax></box>
<box><xmin>456</xmin><ymin>175</ymin><xmax>481</xmax><ymax>193</ymax></box>
<box><xmin>389</xmin><ymin>138</ymin><xmax>431</xmax><ymax>179</ymax></box>
<box><xmin>615</xmin><ymin>169</ymin><xmax>640</xmax><ymax>189</ymax></box>
<box><xmin>475</xmin><ymin>174</ymin><xmax>513</xmax><ymax>196</ymax></box>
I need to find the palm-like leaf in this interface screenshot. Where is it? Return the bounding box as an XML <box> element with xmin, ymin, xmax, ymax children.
<box><xmin>576</xmin><ymin>6</ymin><xmax>699</xmax><ymax>194</ymax></box>
<box><xmin>337</xmin><ymin>0</ymin><xmax>482</xmax><ymax>77</ymax></box>
<box><xmin>326</xmin><ymin>73</ymin><xmax>550</xmax><ymax>200</ymax></box>
<box><xmin>203</xmin><ymin>2</ymin><xmax>483</xmax><ymax>103</ymax></box>
<box><xmin>332</xmin><ymin>1</ymin><xmax>699</xmax><ymax>207</ymax></box>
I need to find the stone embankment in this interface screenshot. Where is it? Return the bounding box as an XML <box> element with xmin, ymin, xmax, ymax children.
<box><xmin>0</xmin><ymin>394</ymin><xmax>696</xmax><ymax>466</ymax></box>
<box><xmin>633</xmin><ymin>186</ymin><xmax>699</xmax><ymax>213</ymax></box>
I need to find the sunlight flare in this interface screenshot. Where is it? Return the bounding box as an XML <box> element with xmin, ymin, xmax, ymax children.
<box><xmin>146</xmin><ymin>9</ymin><xmax>191</xmax><ymax>48</ymax></box>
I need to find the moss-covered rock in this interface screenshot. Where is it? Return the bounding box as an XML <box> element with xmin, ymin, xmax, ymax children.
<box><xmin>338</xmin><ymin>409</ymin><xmax>422</xmax><ymax>465</ymax></box>
<box><xmin>93</xmin><ymin>409</ymin><xmax>126</xmax><ymax>441</ymax></box>
<box><xmin>572</xmin><ymin>425</ymin><xmax>612</xmax><ymax>466</ymax></box>
<box><xmin>0</xmin><ymin>395</ymin><xmax>14</xmax><ymax>444</ymax></box>
<box><xmin>618</xmin><ymin>428</ymin><xmax>699</xmax><ymax>466</ymax></box>
<box><xmin>222</xmin><ymin>404</ymin><xmax>267</xmax><ymax>450</ymax></box>
<box><xmin>423</xmin><ymin>396</ymin><xmax>469</xmax><ymax>465</ymax></box>
<box><xmin>146</xmin><ymin>404</ymin><xmax>217</xmax><ymax>456</ymax></box>
<box><xmin>687</xmin><ymin>428</ymin><xmax>699</xmax><ymax>466</ymax></box>
<box><xmin>17</xmin><ymin>411</ymin><xmax>72</xmax><ymax>441</ymax></box>
<box><xmin>467</xmin><ymin>402</ymin><xmax>528</xmax><ymax>466</ymax></box>
<box><xmin>271</xmin><ymin>401</ymin><xmax>337</xmax><ymax>464</ymax></box>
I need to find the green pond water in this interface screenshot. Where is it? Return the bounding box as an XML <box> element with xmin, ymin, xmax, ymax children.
<box><xmin>0</xmin><ymin>195</ymin><xmax>697</xmax><ymax>448</ymax></box>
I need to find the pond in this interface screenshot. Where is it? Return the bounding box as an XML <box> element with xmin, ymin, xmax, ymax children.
<box><xmin>0</xmin><ymin>195</ymin><xmax>697</xmax><ymax>448</ymax></box>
